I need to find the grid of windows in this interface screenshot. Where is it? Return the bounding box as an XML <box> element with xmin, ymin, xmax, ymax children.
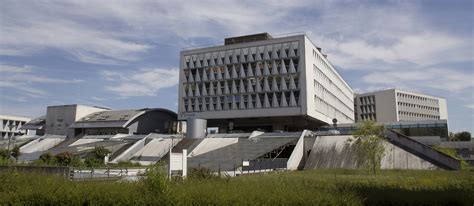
<box><xmin>358</xmin><ymin>95</ymin><xmax>376</xmax><ymax>121</ymax></box>
<box><xmin>396</xmin><ymin>92</ymin><xmax>441</xmax><ymax>121</ymax></box>
<box><xmin>0</xmin><ymin>118</ymin><xmax>27</xmax><ymax>139</ymax></box>
<box><xmin>182</xmin><ymin>41</ymin><xmax>301</xmax><ymax>112</ymax></box>
<box><xmin>311</xmin><ymin>49</ymin><xmax>354</xmax><ymax>122</ymax></box>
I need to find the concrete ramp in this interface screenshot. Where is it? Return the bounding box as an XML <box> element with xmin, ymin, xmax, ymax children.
<box><xmin>386</xmin><ymin>129</ymin><xmax>461</xmax><ymax>170</ymax></box>
<box><xmin>130</xmin><ymin>138</ymin><xmax>181</xmax><ymax>165</ymax></box>
<box><xmin>109</xmin><ymin>135</ymin><xmax>148</xmax><ymax>163</ymax></box>
<box><xmin>188</xmin><ymin>137</ymin><xmax>298</xmax><ymax>171</ymax></box>
<box><xmin>304</xmin><ymin>135</ymin><xmax>439</xmax><ymax>170</ymax></box>
<box><xmin>69</xmin><ymin>138</ymin><xmax>103</xmax><ymax>147</ymax></box>
<box><xmin>20</xmin><ymin>136</ymin><xmax>65</xmax><ymax>154</ymax></box>
<box><xmin>189</xmin><ymin>138</ymin><xmax>238</xmax><ymax>157</ymax></box>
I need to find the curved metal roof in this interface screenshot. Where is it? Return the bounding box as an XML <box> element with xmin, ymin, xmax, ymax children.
<box><xmin>70</xmin><ymin>108</ymin><xmax>177</xmax><ymax>129</ymax></box>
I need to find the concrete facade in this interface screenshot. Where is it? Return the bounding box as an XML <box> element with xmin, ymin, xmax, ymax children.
<box><xmin>178</xmin><ymin>33</ymin><xmax>354</xmax><ymax>132</ymax></box>
<box><xmin>45</xmin><ymin>105</ymin><xmax>108</xmax><ymax>137</ymax></box>
<box><xmin>355</xmin><ymin>89</ymin><xmax>448</xmax><ymax>123</ymax></box>
<box><xmin>0</xmin><ymin>114</ymin><xmax>31</xmax><ymax>139</ymax></box>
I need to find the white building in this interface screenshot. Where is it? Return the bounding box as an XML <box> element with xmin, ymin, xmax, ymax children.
<box><xmin>178</xmin><ymin>33</ymin><xmax>354</xmax><ymax>132</ymax></box>
<box><xmin>45</xmin><ymin>104</ymin><xmax>108</xmax><ymax>137</ymax></box>
<box><xmin>355</xmin><ymin>89</ymin><xmax>448</xmax><ymax>122</ymax></box>
<box><xmin>0</xmin><ymin>115</ymin><xmax>31</xmax><ymax>139</ymax></box>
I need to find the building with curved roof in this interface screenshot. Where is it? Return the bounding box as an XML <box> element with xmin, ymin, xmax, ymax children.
<box><xmin>20</xmin><ymin>115</ymin><xmax>46</xmax><ymax>136</ymax></box>
<box><xmin>71</xmin><ymin>108</ymin><xmax>178</xmax><ymax>136</ymax></box>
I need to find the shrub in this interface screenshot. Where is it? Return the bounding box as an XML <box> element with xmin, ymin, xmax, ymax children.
<box><xmin>54</xmin><ymin>152</ymin><xmax>80</xmax><ymax>166</ymax></box>
<box><xmin>142</xmin><ymin>163</ymin><xmax>170</xmax><ymax>195</ymax></box>
<box><xmin>347</xmin><ymin>120</ymin><xmax>386</xmax><ymax>174</ymax></box>
<box><xmin>110</xmin><ymin>160</ymin><xmax>141</xmax><ymax>168</ymax></box>
<box><xmin>38</xmin><ymin>152</ymin><xmax>56</xmax><ymax>165</ymax></box>
<box><xmin>188</xmin><ymin>167</ymin><xmax>218</xmax><ymax>180</ymax></box>
<box><xmin>10</xmin><ymin>146</ymin><xmax>20</xmax><ymax>162</ymax></box>
<box><xmin>0</xmin><ymin>149</ymin><xmax>9</xmax><ymax>160</ymax></box>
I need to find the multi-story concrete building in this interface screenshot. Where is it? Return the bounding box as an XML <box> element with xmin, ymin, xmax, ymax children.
<box><xmin>45</xmin><ymin>104</ymin><xmax>108</xmax><ymax>137</ymax></box>
<box><xmin>354</xmin><ymin>89</ymin><xmax>448</xmax><ymax>122</ymax></box>
<box><xmin>0</xmin><ymin>115</ymin><xmax>31</xmax><ymax>139</ymax></box>
<box><xmin>178</xmin><ymin>33</ymin><xmax>354</xmax><ymax>132</ymax></box>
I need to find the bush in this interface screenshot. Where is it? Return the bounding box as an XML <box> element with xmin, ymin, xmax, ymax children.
<box><xmin>0</xmin><ymin>149</ymin><xmax>9</xmax><ymax>160</ymax></box>
<box><xmin>10</xmin><ymin>146</ymin><xmax>20</xmax><ymax>162</ymax></box>
<box><xmin>55</xmin><ymin>152</ymin><xmax>81</xmax><ymax>167</ymax></box>
<box><xmin>142</xmin><ymin>164</ymin><xmax>170</xmax><ymax>195</ymax></box>
<box><xmin>38</xmin><ymin>152</ymin><xmax>56</xmax><ymax>165</ymax></box>
<box><xmin>110</xmin><ymin>160</ymin><xmax>141</xmax><ymax>168</ymax></box>
<box><xmin>188</xmin><ymin>167</ymin><xmax>218</xmax><ymax>180</ymax></box>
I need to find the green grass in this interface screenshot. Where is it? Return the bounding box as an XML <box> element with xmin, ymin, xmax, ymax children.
<box><xmin>0</xmin><ymin>169</ymin><xmax>473</xmax><ymax>205</ymax></box>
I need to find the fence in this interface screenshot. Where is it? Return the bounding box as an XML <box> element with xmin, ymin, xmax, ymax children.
<box><xmin>70</xmin><ymin>168</ymin><xmax>147</xmax><ymax>181</ymax></box>
<box><xmin>0</xmin><ymin>165</ymin><xmax>70</xmax><ymax>178</ymax></box>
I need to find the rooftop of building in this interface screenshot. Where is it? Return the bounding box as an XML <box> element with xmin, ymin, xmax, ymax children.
<box><xmin>20</xmin><ymin>115</ymin><xmax>46</xmax><ymax>130</ymax></box>
<box><xmin>71</xmin><ymin>108</ymin><xmax>177</xmax><ymax>128</ymax></box>
<box><xmin>0</xmin><ymin>114</ymin><xmax>32</xmax><ymax>122</ymax></box>
<box><xmin>46</xmin><ymin>104</ymin><xmax>110</xmax><ymax>110</ymax></box>
<box><xmin>355</xmin><ymin>88</ymin><xmax>445</xmax><ymax>99</ymax></box>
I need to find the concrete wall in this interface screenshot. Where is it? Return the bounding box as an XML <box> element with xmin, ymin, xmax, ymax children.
<box><xmin>438</xmin><ymin>98</ymin><xmax>448</xmax><ymax>120</ymax></box>
<box><xmin>0</xmin><ymin>165</ymin><xmax>70</xmax><ymax>178</ymax></box>
<box><xmin>304</xmin><ymin>135</ymin><xmax>439</xmax><ymax>170</ymax></box>
<box><xmin>375</xmin><ymin>89</ymin><xmax>398</xmax><ymax>122</ymax></box>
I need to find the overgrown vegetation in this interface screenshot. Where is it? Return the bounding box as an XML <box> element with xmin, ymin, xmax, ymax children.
<box><xmin>347</xmin><ymin>120</ymin><xmax>386</xmax><ymax>174</ymax></box>
<box><xmin>32</xmin><ymin>146</ymin><xmax>126</xmax><ymax>168</ymax></box>
<box><xmin>0</xmin><ymin>169</ymin><xmax>472</xmax><ymax>205</ymax></box>
<box><xmin>433</xmin><ymin>145</ymin><xmax>471</xmax><ymax>170</ymax></box>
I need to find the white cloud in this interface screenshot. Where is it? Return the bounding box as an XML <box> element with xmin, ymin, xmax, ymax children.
<box><xmin>0</xmin><ymin>64</ymin><xmax>83</xmax><ymax>98</ymax></box>
<box><xmin>465</xmin><ymin>104</ymin><xmax>474</xmax><ymax>109</ymax></box>
<box><xmin>102</xmin><ymin>68</ymin><xmax>179</xmax><ymax>97</ymax></box>
<box><xmin>362</xmin><ymin>67</ymin><xmax>474</xmax><ymax>92</ymax></box>
<box><xmin>0</xmin><ymin>1</ymin><xmax>309</xmax><ymax>64</ymax></box>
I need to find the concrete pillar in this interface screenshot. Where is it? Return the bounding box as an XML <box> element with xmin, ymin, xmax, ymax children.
<box><xmin>187</xmin><ymin>118</ymin><xmax>207</xmax><ymax>138</ymax></box>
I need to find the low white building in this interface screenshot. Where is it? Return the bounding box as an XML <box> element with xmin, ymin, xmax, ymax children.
<box><xmin>0</xmin><ymin>114</ymin><xmax>31</xmax><ymax>139</ymax></box>
<box><xmin>178</xmin><ymin>33</ymin><xmax>354</xmax><ymax>132</ymax></box>
<box><xmin>354</xmin><ymin>88</ymin><xmax>448</xmax><ymax>122</ymax></box>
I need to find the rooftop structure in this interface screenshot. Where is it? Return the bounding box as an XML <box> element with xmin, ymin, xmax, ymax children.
<box><xmin>20</xmin><ymin>115</ymin><xmax>46</xmax><ymax>136</ymax></box>
<box><xmin>178</xmin><ymin>33</ymin><xmax>354</xmax><ymax>132</ymax></box>
<box><xmin>71</xmin><ymin>108</ymin><xmax>178</xmax><ymax>136</ymax></box>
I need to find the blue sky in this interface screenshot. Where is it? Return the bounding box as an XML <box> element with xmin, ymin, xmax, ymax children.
<box><xmin>0</xmin><ymin>0</ymin><xmax>472</xmax><ymax>133</ymax></box>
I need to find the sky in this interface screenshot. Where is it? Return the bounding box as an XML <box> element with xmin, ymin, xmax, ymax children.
<box><xmin>0</xmin><ymin>0</ymin><xmax>473</xmax><ymax>133</ymax></box>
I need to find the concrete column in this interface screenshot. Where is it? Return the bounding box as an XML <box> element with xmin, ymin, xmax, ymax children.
<box><xmin>187</xmin><ymin>118</ymin><xmax>207</xmax><ymax>138</ymax></box>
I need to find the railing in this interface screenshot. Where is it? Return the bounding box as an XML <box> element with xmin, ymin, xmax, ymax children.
<box><xmin>70</xmin><ymin>167</ymin><xmax>146</xmax><ymax>181</ymax></box>
<box><xmin>385</xmin><ymin>129</ymin><xmax>461</xmax><ymax>170</ymax></box>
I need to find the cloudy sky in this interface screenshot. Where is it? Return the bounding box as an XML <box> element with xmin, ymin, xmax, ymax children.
<box><xmin>0</xmin><ymin>0</ymin><xmax>472</xmax><ymax>132</ymax></box>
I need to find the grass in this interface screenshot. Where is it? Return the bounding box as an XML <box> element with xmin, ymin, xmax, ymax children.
<box><xmin>0</xmin><ymin>169</ymin><xmax>473</xmax><ymax>205</ymax></box>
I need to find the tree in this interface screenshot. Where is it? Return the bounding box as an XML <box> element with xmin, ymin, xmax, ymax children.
<box><xmin>85</xmin><ymin>146</ymin><xmax>111</xmax><ymax>167</ymax></box>
<box><xmin>454</xmin><ymin>132</ymin><xmax>471</xmax><ymax>141</ymax></box>
<box><xmin>55</xmin><ymin>151</ymin><xmax>75</xmax><ymax>166</ymax></box>
<box><xmin>10</xmin><ymin>146</ymin><xmax>20</xmax><ymax>163</ymax></box>
<box><xmin>347</xmin><ymin>120</ymin><xmax>386</xmax><ymax>174</ymax></box>
<box><xmin>39</xmin><ymin>152</ymin><xmax>56</xmax><ymax>165</ymax></box>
